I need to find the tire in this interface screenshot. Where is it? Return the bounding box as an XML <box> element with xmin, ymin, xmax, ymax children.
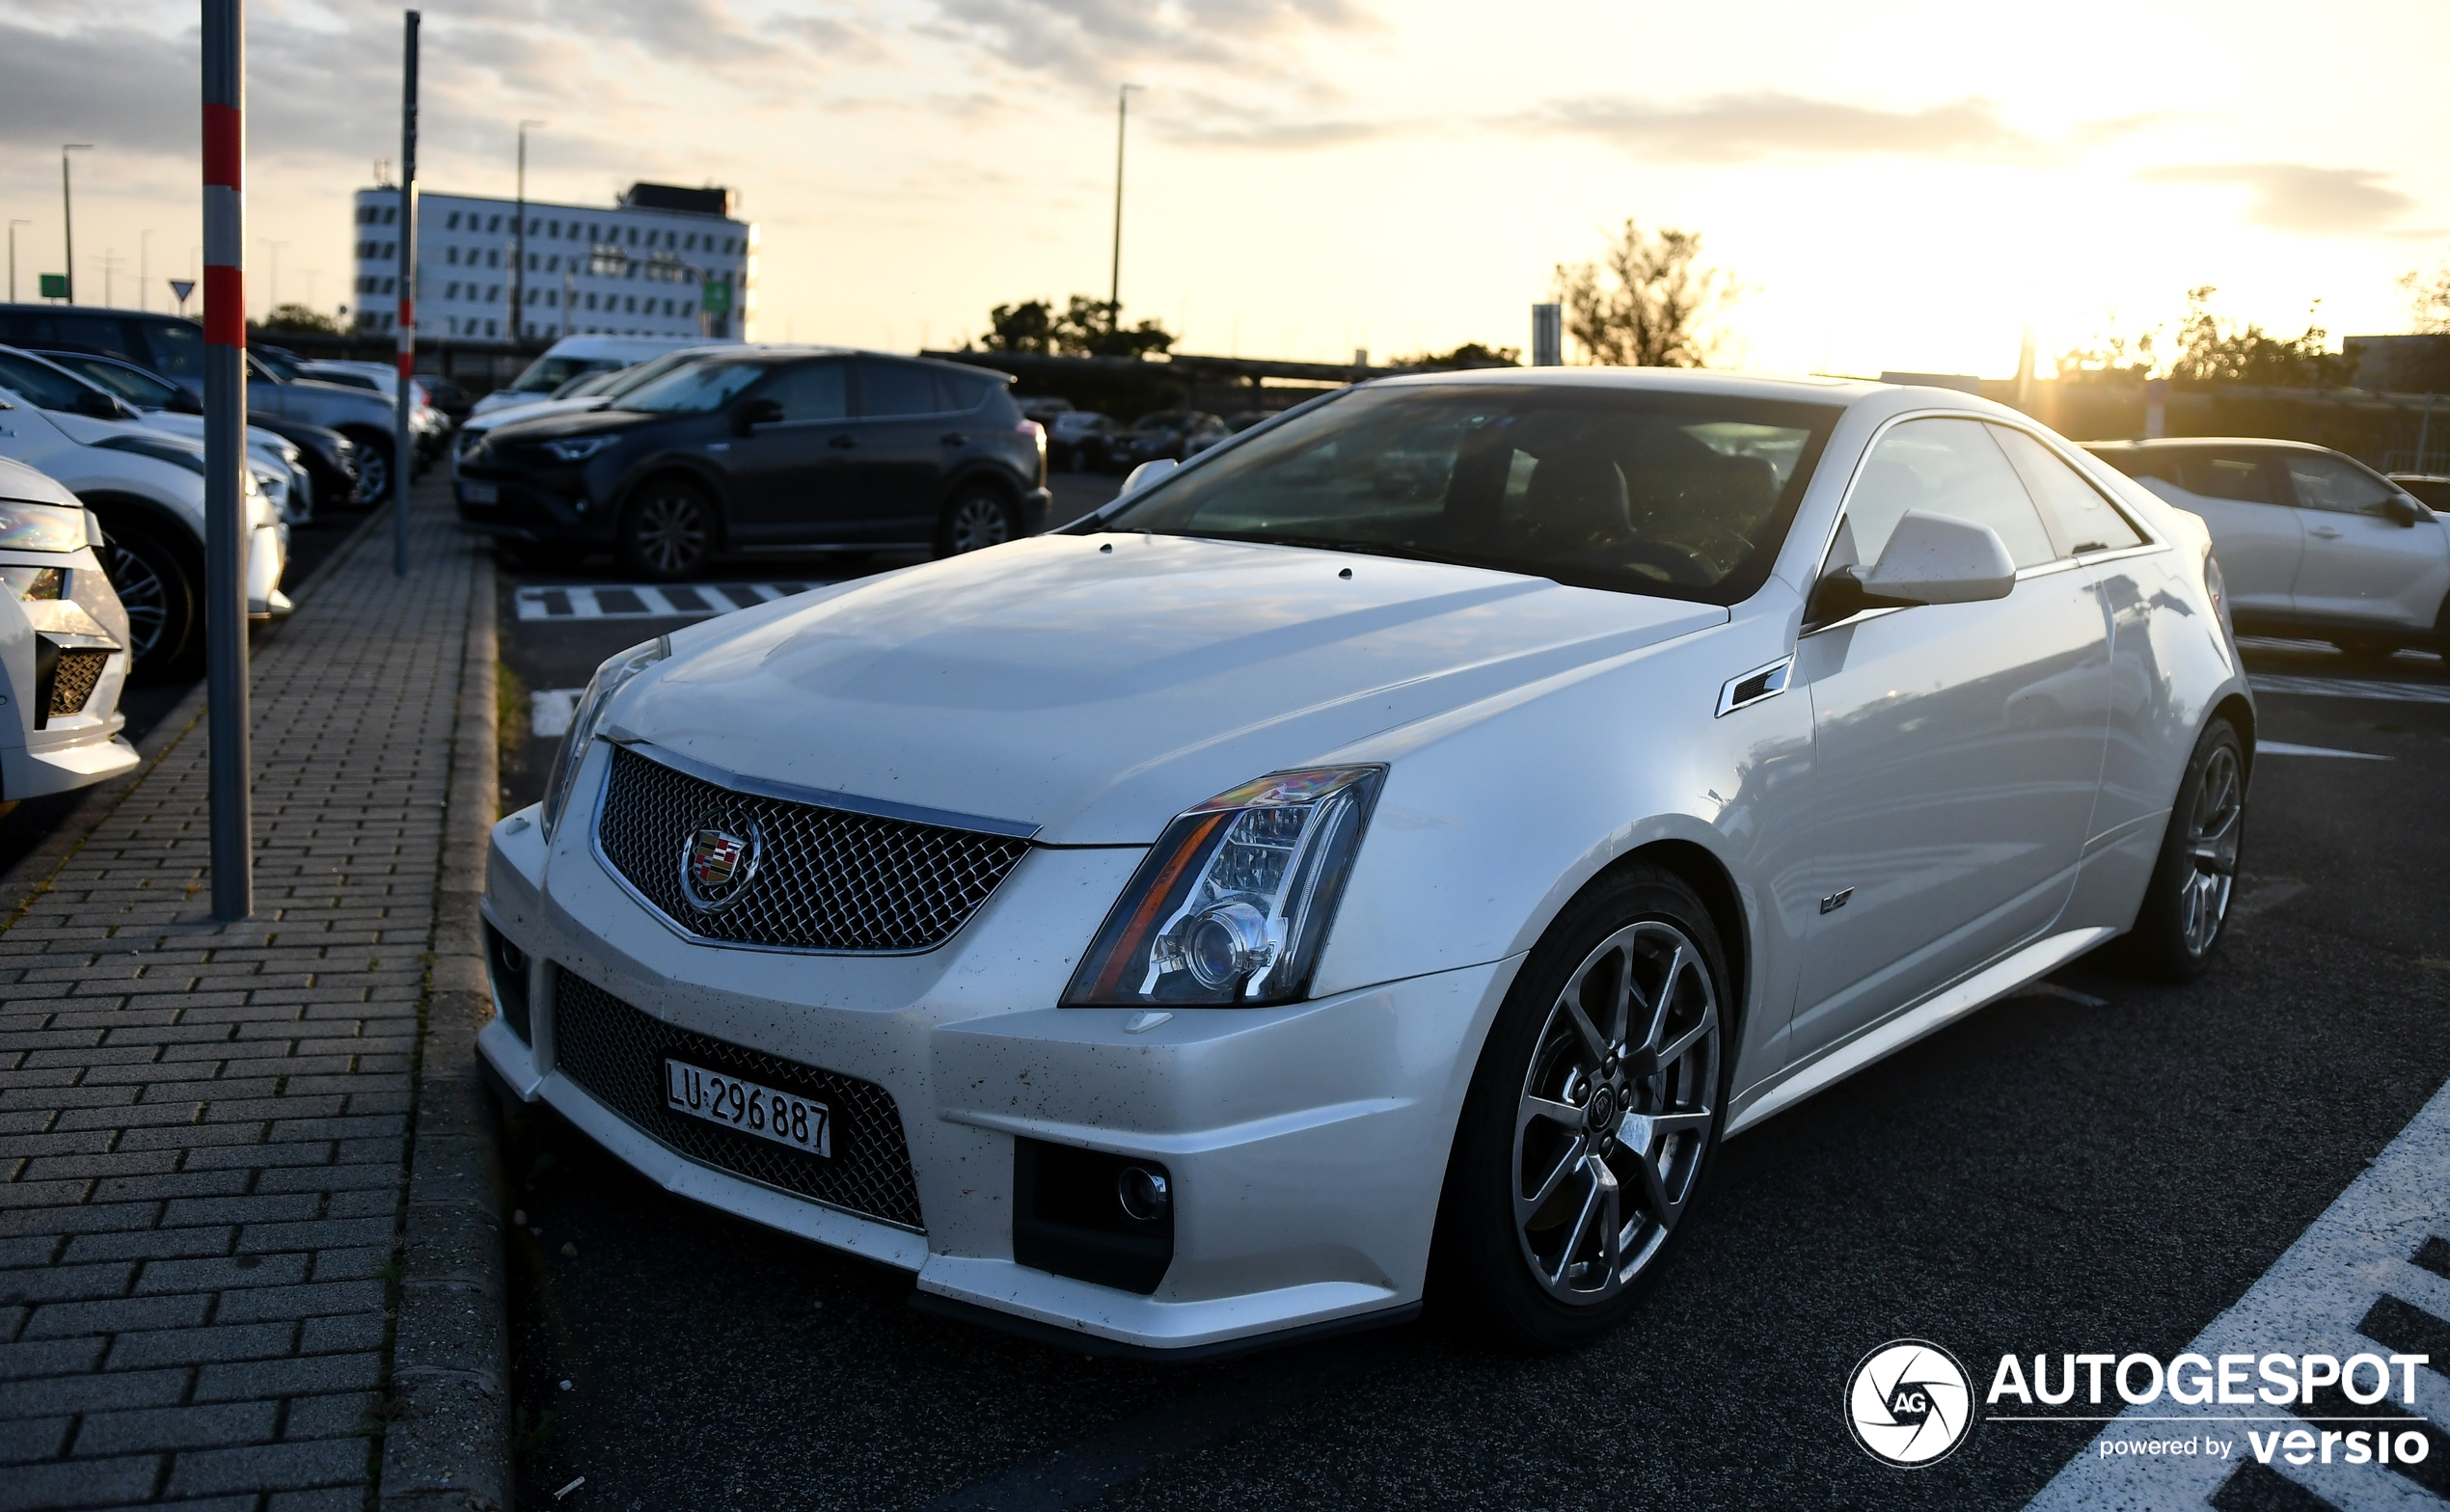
<box><xmin>96</xmin><ymin>520</ymin><xmax>200</xmax><ymax>677</ymax></box>
<box><xmin>936</xmin><ymin>483</ymin><xmax>1019</xmax><ymax>557</ymax></box>
<box><xmin>1431</xmin><ymin>863</ymin><xmax>1731</xmax><ymax>1352</ymax></box>
<box><xmin>617</xmin><ymin>477</ymin><xmax>719</xmax><ymax>580</ymax></box>
<box><xmin>2111</xmin><ymin>717</ymin><xmax>2246</xmax><ymax>983</ymax></box>
<box><xmin>343</xmin><ymin>432</ymin><xmax>393</xmax><ymax>508</ymax></box>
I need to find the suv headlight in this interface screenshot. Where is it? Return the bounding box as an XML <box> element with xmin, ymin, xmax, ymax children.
<box><xmin>1063</xmin><ymin>766</ymin><xmax>1383</xmax><ymax>1008</ymax></box>
<box><xmin>541</xmin><ymin>635</ymin><xmax>669</xmax><ymax>836</ymax></box>
<box><xmin>542</xmin><ymin>436</ymin><xmax>615</xmax><ymax>463</ymax></box>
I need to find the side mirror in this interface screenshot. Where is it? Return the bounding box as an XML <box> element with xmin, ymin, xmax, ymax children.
<box><xmin>1121</xmin><ymin>457</ymin><xmax>1178</xmax><ymax>496</ymax></box>
<box><xmin>1811</xmin><ymin>509</ymin><xmax>2016</xmax><ymax>622</ymax></box>
<box><xmin>2372</xmin><ymin>495</ymin><xmax>2425</xmax><ymax>526</ymax></box>
<box><xmin>169</xmin><ymin>388</ymin><xmax>204</xmax><ymax>415</ymax></box>
<box><xmin>733</xmin><ymin>396</ymin><xmax>783</xmax><ymax>435</ymax></box>
<box><xmin>75</xmin><ymin>389</ymin><xmax>126</xmax><ymax>420</ymax></box>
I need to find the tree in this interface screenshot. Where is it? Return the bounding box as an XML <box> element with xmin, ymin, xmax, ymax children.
<box><xmin>255</xmin><ymin>303</ymin><xmax>344</xmax><ymax>337</ymax></box>
<box><xmin>2166</xmin><ymin>285</ymin><xmax>2346</xmax><ymax>388</ymax></box>
<box><xmin>2054</xmin><ymin>317</ymin><xmax>2160</xmax><ymax>385</ymax></box>
<box><xmin>2400</xmin><ymin>252</ymin><xmax>2450</xmax><ymax>335</ymax></box>
<box><xmin>1391</xmin><ymin>341</ymin><xmax>1520</xmax><ymax>369</ymax></box>
<box><xmin>977</xmin><ymin>295</ymin><xmax>1175</xmax><ymax>360</ymax></box>
<box><xmin>1552</xmin><ymin>220</ymin><xmax>1736</xmax><ymax>367</ymax></box>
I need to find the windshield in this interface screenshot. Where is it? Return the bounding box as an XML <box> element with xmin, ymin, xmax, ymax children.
<box><xmin>49</xmin><ymin>355</ymin><xmax>177</xmax><ymax>409</ymax></box>
<box><xmin>614</xmin><ymin>360</ymin><xmax>765</xmax><ymax>415</ymax></box>
<box><xmin>510</xmin><ymin>356</ymin><xmax>620</xmax><ymax>394</ymax></box>
<box><xmin>1102</xmin><ymin>383</ymin><xmax>1839</xmax><ymax>603</ymax></box>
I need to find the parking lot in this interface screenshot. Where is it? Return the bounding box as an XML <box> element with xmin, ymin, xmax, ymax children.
<box><xmin>483</xmin><ymin>514</ymin><xmax>2450</xmax><ymax>1509</ymax></box>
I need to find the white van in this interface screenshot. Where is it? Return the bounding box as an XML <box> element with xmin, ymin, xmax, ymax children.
<box><xmin>470</xmin><ymin>335</ymin><xmax>735</xmax><ymax>420</ymax></box>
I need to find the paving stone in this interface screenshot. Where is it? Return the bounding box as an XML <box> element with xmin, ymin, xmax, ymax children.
<box><xmin>0</xmin><ymin>1451</ymin><xmax>160</xmax><ymax>1510</ymax></box>
<box><xmin>71</xmin><ymin>1400</ymin><xmax>277</xmax><ymax>1456</ymax></box>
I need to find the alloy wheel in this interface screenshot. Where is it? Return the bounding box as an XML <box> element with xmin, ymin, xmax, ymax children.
<box><xmin>633</xmin><ymin>491</ymin><xmax>710</xmax><ymax>576</ymax></box>
<box><xmin>355</xmin><ymin>447</ymin><xmax>389</xmax><ymax>506</ymax></box>
<box><xmin>1513</xmin><ymin>919</ymin><xmax>1719</xmax><ymax>1304</ymax></box>
<box><xmin>944</xmin><ymin>494</ymin><xmax>1012</xmax><ymax>554</ymax></box>
<box><xmin>105</xmin><ymin>540</ymin><xmax>169</xmax><ymax>662</ymax></box>
<box><xmin>2179</xmin><ymin>743</ymin><xmax>2243</xmax><ymax>957</ymax></box>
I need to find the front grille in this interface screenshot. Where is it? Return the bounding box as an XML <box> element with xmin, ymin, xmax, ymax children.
<box><xmin>46</xmin><ymin>649</ymin><xmax>108</xmax><ymax>718</ymax></box>
<box><xmin>595</xmin><ymin>744</ymin><xmax>1030</xmax><ymax>952</ymax></box>
<box><xmin>551</xmin><ymin>970</ymin><xmax>924</xmax><ymax>1230</ymax></box>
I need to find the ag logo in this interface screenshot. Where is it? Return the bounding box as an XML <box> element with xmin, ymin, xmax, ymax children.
<box><xmin>1845</xmin><ymin>1338</ymin><xmax>1974</xmax><ymax>1468</ymax></box>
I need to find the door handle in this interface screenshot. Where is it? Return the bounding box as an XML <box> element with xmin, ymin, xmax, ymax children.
<box><xmin>939</xmin><ymin>432</ymin><xmax>968</xmax><ymax>446</ymax></box>
<box><xmin>828</xmin><ymin>434</ymin><xmax>857</xmax><ymax>449</ymax></box>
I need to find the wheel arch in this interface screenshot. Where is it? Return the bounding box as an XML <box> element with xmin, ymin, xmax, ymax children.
<box><xmin>80</xmin><ymin>491</ymin><xmax>204</xmax><ymax>579</ymax></box>
<box><xmin>2210</xmin><ymin>690</ymin><xmax>2256</xmax><ymax>782</ymax></box>
<box><xmin>612</xmin><ymin>464</ymin><xmax>733</xmax><ymax>550</ymax></box>
<box><xmin>939</xmin><ymin>460</ymin><xmax>1025</xmax><ymax>510</ymax></box>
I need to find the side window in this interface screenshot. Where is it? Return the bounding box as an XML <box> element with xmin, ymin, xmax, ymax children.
<box><xmin>1990</xmin><ymin>426</ymin><xmax>2145</xmax><ymax>555</ymax></box>
<box><xmin>2281</xmin><ymin>452</ymin><xmax>2396</xmax><ymax>514</ymax></box>
<box><xmin>935</xmin><ymin>371</ymin><xmax>993</xmax><ymax>412</ymax></box>
<box><xmin>0</xmin><ymin>355</ymin><xmax>94</xmax><ymax>411</ymax></box>
<box><xmin>2175</xmin><ymin>454</ymin><xmax>2274</xmax><ymax>504</ymax></box>
<box><xmin>858</xmin><ymin>361</ymin><xmax>940</xmax><ymax>418</ymax></box>
<box><xmin>763</xmin><ymin>362</ymin><xmax>849</xmax><ymax>422</ymax></box>
<box><xmin>1840</xmin><ymin>418</ymin><xmax>2056</xmax><ymax>571</ymax></box>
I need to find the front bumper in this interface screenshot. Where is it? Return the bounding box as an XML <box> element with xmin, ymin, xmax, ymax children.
<box><xmin>478</xmin><ymin>776</ymin><xmax>1512</xmax><ymax>1353</ymax></box>
<box><xmin>453</xmin><ymin>469</ymin><xmax>610</xmax><ymax>548</ymax></box>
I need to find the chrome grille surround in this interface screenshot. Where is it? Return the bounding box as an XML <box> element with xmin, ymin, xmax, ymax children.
<box><xmin>550</xmin><ymin>969</ymin><xmax>923</xmax><ymax>1230</ymax></box>
<box><xmin>591</xmin><ymin>742</ymin><xmax>1035</xmax><ymax>954</ymax></box>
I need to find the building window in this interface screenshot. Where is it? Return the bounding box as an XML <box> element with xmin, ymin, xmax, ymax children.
<box><xmin>487</xmin><ymin>284</ymin><xmax>500</xmax><ymax>302</ymax></box>
<box><xmin>585</xmin><ymin>292</ymin><xmax>597</xmax><ymax>310</ymax></box>
<box><xmin>486</xmin><ymin>214</ymin><xmax>500</xmax><ymax>232</ymax></box>
<box><xmin>383</xmin><ymin>205</ymin><xmax>396</xmax><ymax>225</ymax></box>
<box><xmin>382</xmin><ymin>277</ymin><xmax>396</xmax><ymax>295</ymax></box>
<box><xmin>624</xmin><ymin>296</ymin><xmax>636</xmax><ymax>313</ymax></box>
<box><xmin>626</xmin><ymin>227</ymin><xmax>639</xmax><ymax>245</ymax></box>
<box><xmin>486</xmin><ymin>318</ymin><xmax>498</xmax><ymax>337</ymax></box>
<box><xmin>445</xmin><ymin>247</ymin><xmax>458</xmax><ymax>265</ymax></box>
<box><xmin>446</xmin><ymin>211</ymin><xmax>461</xmax><ymax>230</ymax></box>
<box><xmin>488</xmin><ymin>249</ymin><xmax>499</xmax><ymax>267</ymax></box>
<box><xmin>545</xmin><ymin>255</ymin><xmax>558</xmax><ymax>272</ymax></box>
<box><xmin>545</xmin><ymin>290</ymin><xmax>557</xmax><ymax>308</ymax></box>
<box><xmin>445</xmin><ymin>282</ymin><xmax>458</xmax><ymax>299</ymax></box>
<box><xmin>548</xmin><ymin>219</ymin><xmax>559</xmax><ymax>236</ymax></box>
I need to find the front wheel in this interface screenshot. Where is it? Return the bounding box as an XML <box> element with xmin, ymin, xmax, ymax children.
<box><xmin>617</xmin><ymin>479</ymin><xmax>718</xmax><ymax>580</ymax></box>
<box><xmin>347</xmin><ymin>435</ymin><xmax>393</xmax><ymax>508</ymax></box>
<box><xmin>1432</xmin><ymin>864</ymin><xmax>1729</xmax><ymax>1351</ymax></box>
<box><xmin>935</xmin><ymin>485</ymin><xmax>1018</xmax><ymax>557</ymax></box>
<box><xmin>98</xmin><ymin>521</ymin><xmax>201</xmax><ymax>676</ymax></box>
<box><xmin>2111</xmin><ymin>717</ymin><xmax>2246</xmax><ymax>982</ymax></box>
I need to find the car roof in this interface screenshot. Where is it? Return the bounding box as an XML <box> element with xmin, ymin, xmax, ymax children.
<box><xmin>1371</xmin><ymin>365</ymin><xmax>1892</xmax><ymax>408</ymax></box>
<box><xmin>2083</xmin><ymin>436</ymin><xmax>2338</xmax><ymax>454</ymax></box>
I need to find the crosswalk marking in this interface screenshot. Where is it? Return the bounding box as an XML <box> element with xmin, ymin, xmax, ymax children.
<box><xmin>2026</xmin><ymin>1077</ymin><xmax>2450</xmax><ymax>1510</ymax></box>
<box><xmin>512</xmin><ymin>581</ymin><xmax>832</xmax><ymax>622</ymax></box>
<box><xmin>531</xmin><ymin>688</ymin><xmax>581</xmax><ymax>739</ymax></box>
<box><xmin>2249</xmin><ymin>675</ymin><xmax>2450</xmax><ymax>705</ymax></box>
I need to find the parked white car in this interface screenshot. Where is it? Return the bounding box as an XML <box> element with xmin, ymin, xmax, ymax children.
<box><xmin>2087</xmin><ymin>438</ymin><xmax>2447</xmax><ymax>657</ymax></box>
<box><xmin>481</xmin><ymin>371</ymin><xmax>2249</xmax><ymax>1355</ymax></box>
<box><xmin>449</xmin><ymin>346</ymin><xmax>733</xmax><ymax>472</ymax></box>
<box><xmin>0</xmin><ymin>346</ymin><xmax>304</xmax><ymax>526</ymax></box>
<box><xmin>0</xmin><ymin>456</ymin><xmax>139</xmax><ymax>797</ymax></box>
<box><xmin>470</xmin><ymin>334</ymin><xmax>732</xmax><ymax>420</ymax></box>
<box><xmin>0</xmin><ymin>382</ymin><xmax>286</xmax><ymax>672</ymax></box>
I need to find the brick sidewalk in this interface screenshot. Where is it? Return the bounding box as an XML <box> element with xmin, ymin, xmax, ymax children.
<box><xmin>0</xmin><ymin>486</ymin><xmax>487</xmax><ymax>1511</ymax></box>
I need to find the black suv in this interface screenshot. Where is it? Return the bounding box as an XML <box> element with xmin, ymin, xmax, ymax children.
<box><xmin>454</xmin><ymin>349</ymin><xmax>1050</xmax><ymax>577</ymax></box>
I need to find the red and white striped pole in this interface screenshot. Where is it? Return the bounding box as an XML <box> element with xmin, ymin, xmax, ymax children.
<box><xmin>393</xmin><ymin>11</ymin><xmax>419</xmax><ymax>577</ymax></box>
<box><xmin>202</xmin><ymin>0</ymin><xmax>252</xmax><ymax>920</ymax></box>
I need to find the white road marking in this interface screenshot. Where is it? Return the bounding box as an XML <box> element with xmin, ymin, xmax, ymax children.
<box><xmin>2261</xmin><ymin>741</ymin><xmax>2394</xmax><ymax>761</ymax></box>
<box><xmin>512</xmin><ymin>580</ymin><xmax>831</xmax><ymax>621</ymax></box>
<box><xmin>2024</xmin><ymin>1076</ymin><xmax>2450</xmax><ymax>1510</ymax></box>
<box><xmin>531</xmin><ymin>688</ymin><xmax>582</xmax><ymax>740</ymax></box>
<box><xmin>2250</xmin><ymin>675</ymin><xmax>2450</xmax><ymax>705</ymax></box>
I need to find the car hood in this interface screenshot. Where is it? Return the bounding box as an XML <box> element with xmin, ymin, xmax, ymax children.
<box><xmin>612</xmin><ymin>532</ymin><xmax>1726</xmax><ymax>844</ymax></box>
<box><xmin>468</xmin><ymin>396</ymin><xmax>611</xmax><ymax>436</ymax></box>
<box><xmin>481</xmin><ymin>408</ymin><xmax>652</xmax><ymax>446</ymax></box>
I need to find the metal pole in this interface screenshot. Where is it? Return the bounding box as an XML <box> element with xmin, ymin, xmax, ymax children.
<box><xmin>513</xmin><ymin>121</ymin><xmax>541</xmax><ymax>348</ymax></box>
<box><xmin>202</xmin><ymin>0</ymin><xmax>252</xmax><ymax>920</ymax></box>
<box><xmin>395</xmin><ymin>12</ymin><xmax>419</xmax><ymax>578</ymax></box>
<box><xmin>6</xmin><ymin>222</ymin><xmax>25</xmax><ymax>304</ymax></box>
<box><xmin>1107</xmin><ymin>85</ymin><xmax>1138</xmax><ymax>336</ymax></box>
<box><xmin>61</xmin><ymin>145</ymin><xmax>91</xmax><ymax>303</ymax></box>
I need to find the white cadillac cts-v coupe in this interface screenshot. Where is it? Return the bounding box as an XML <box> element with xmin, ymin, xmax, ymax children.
<box><xmin>479</xmin><ymin>369</ymin><xmax>2251</xmax><ymax>1354</ymax></box>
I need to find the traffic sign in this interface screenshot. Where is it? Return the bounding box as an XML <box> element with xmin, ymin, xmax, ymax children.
<box><xmin>701</xmin><ymin>279</ymin><xmax>731</xmax><ymax>314</ymax></box>
<box><xmin>38</xmin><ymin>273</ymin><xmax>67</xmax><ymax>299</ymax></box>
<box><xmin>170</xmin><ymin>279</ymin><xmax>197</xmax><ymax>306</ymax></box>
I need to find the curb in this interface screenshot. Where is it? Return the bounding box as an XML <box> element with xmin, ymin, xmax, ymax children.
<box><xmin>381</xmin><ymin>542</ymin><xmax>513</xmax><ymax>1511</ymax></box>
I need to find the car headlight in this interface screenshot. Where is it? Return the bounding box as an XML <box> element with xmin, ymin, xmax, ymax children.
<box><xmin>1063</xmin><ymin>766</ymin><xmax>1383</xmax><ymax>1008</ymax></box>
<box><xmin>0</xmin><ymin>501</ymin><xmax>95</xmax><ymax>553</ymax></box>
<box><xmin>542</xmin><ymin>436</ymin><xmax>615</xmax><ymax>463</ymax></box>
<box><xmin>541</xmin><ymin>635</ymin><xmax>670</xmax><ymax>837</ymax></box>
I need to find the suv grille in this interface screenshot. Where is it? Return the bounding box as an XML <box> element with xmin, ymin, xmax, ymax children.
<box><xmin>552</xmin><ymin>970</ymin><xmax>924</xmax><ymax>1230</ymax></box>
<box><xmin>595</xmin><ymin>745</ymin><xmax>1030</xmax><ymax>952</ymax></box>
<box><xmin>38</xmin><ymin>645</ymin><xmax>110</xmax><ymax>726</ymax></box>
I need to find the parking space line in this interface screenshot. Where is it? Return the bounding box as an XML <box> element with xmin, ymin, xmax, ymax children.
<box><xmin>531</xmin><ymin>688</ymin><xmax>582</xmax><ymax>739</ymax></box>
<box><xmin>2249</xmin><ymin>675</ymin><xmax>2450</xmax><ymax>705</ymax></box>
<box><xmin>2025</xmin><ymin>1076</ymin><xmax>2450</xmax><ymax>1510</ymax></box>
<box><xmin>513</xmin><ymin>581</ymin><xmax>831</xmax><ymax>621</ymax></box>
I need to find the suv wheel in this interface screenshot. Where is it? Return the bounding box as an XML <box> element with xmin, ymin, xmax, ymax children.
<box><xmin>937</xmin><ymin>484</ymin><xmax>1018</xmax><ymax>557</ymax></box>
<box><xmin>618</xmin><ymin>478</ymin><xmax>717</xmax><ymax>580</ymax></box>
<box><xmin>98</xmin><ymin>521</ymin><xmax>200</xmax><ymax>676</ymax></box>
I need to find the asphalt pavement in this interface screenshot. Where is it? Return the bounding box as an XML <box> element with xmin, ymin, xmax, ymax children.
<box><xmin>486</xmin><ymin>503</ymin><xmax>2450</xmax><ymax>1511</ymax></box>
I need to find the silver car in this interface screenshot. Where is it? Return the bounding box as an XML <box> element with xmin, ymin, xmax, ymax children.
<box><xmin>2088</xmin><ymin>438</ymin><xmax>2447</xmax><ymax>658</ymax></box>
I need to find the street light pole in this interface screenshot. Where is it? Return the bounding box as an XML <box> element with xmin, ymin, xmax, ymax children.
<box><xmin>513</xmin><ymin>120</ymin><xmax>543</xmax><ymax>346</ymax></box>
<box><xmin>6</xmin><ymin>222</ymin><xmax>28</xmax><ymax>304</ymax></box>
<box><xmin>395</xmin><ymin>12</ymin><xmax>420</xmax><ymax>579</ymax></box>
<box><xmin>201</xmin><ymin>0</ymin><xmax>251</xmax><ymax>920</ymax></box>
<box><xmin>259</xmin><ymin>239</ymin><xmax>286</xmax><ymax>314</ymax></box>
<box><xmin>1108</xmin><ymin>84</ymin><xmax>1139</xmax><ymax>336</ymax></box>
<box><xmin>61</xmin><ymin>145</ymin><xmax>91</xmax><ymax>303</ymax></box>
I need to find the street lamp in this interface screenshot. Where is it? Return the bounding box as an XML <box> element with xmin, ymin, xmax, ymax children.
<box><xmin>1108</xmin><ymin>86</ymin><xmax>1141</xmax><ymax>337</ymax></box>
<box><xmin>61</xmin><ymin>144</ymin><xmax>92</xmax><ymax>303</ymax></box>
<box><xmin>259</xmin><ymin>239</ymin><xmax>287</xmax><ymax>317</ymax></box>
<box><xmin>513</xmin><ymin>119</ymin><xmax>544</xmax><ymax>344</ymax></box>
<box><xmin>6</xmin><ymin>221</ymin><xmax>29</xmax><ymax>303</ymax></box>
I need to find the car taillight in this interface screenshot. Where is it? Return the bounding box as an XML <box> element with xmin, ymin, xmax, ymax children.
<box><xmin>1017</xmin><ymin>418</ymin><xmax>1046</xmax><ymax>451</ymax></box>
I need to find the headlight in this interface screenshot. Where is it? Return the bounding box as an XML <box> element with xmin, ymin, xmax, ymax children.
<box><xmin>542</xmin><ymin>436</ymin><xmax>615</xmax><ymax>463</ymax></box>
<box><xmin>541</xmin><ymin>635</ymin><xmax>670</xmax><ymax>836</ymax></box>
<box><xmin>1063</xmin><ymin>766</ymin><xmax>1383</xmax><ymax>1008</ymax></box>
<box><xmin>0</xmin><ymin>501</ymin><xmax>93</xmax><ymax>553</ymax></box>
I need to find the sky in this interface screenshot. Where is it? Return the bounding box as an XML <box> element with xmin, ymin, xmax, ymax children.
<box><xmin>3</xmin><ymin>0</ymin><xmax>2447</xmax><ymax>378</ymax></box>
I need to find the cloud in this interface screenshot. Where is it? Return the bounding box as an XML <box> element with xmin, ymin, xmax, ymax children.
<box><xmin>0</xmin><ymin>22</ymin><xmax>196</xmax><ymax>158</ymax></box>
<box><xmin>2134</xmin><ymin>162</ymin><xmax>2413</xmax><ymax>234</ymax></box>
<box><xmin>925</xmin><ymin>0</ymin><xmax>1375</xmax><ymax>94</ymax></box>
<box><xmin>1502</xmin><ymin>92</ymin><xmax>2056</xmax><ymax>164</ymax></box>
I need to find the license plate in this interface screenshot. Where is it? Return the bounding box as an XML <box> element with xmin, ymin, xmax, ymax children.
<box><xmin>664</xmin><ymin>1058</ymin><xmax>830</xmax><ymax>1157</ymax></box>
<box><xmin>459</xmin><ymin>481</ymin><xmax>499</xmax><ymax>504</ymax></box>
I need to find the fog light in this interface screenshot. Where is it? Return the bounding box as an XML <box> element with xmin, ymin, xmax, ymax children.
<box><xmin>1116</xmin><ymin>1165</ymin><xmax>1170</xmax><ymax>1223</ymax></box>
<box><xmin>1184</xmin><ymin>903</ymin><xmax>1269</xmax><ymax>990</ymax></box>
